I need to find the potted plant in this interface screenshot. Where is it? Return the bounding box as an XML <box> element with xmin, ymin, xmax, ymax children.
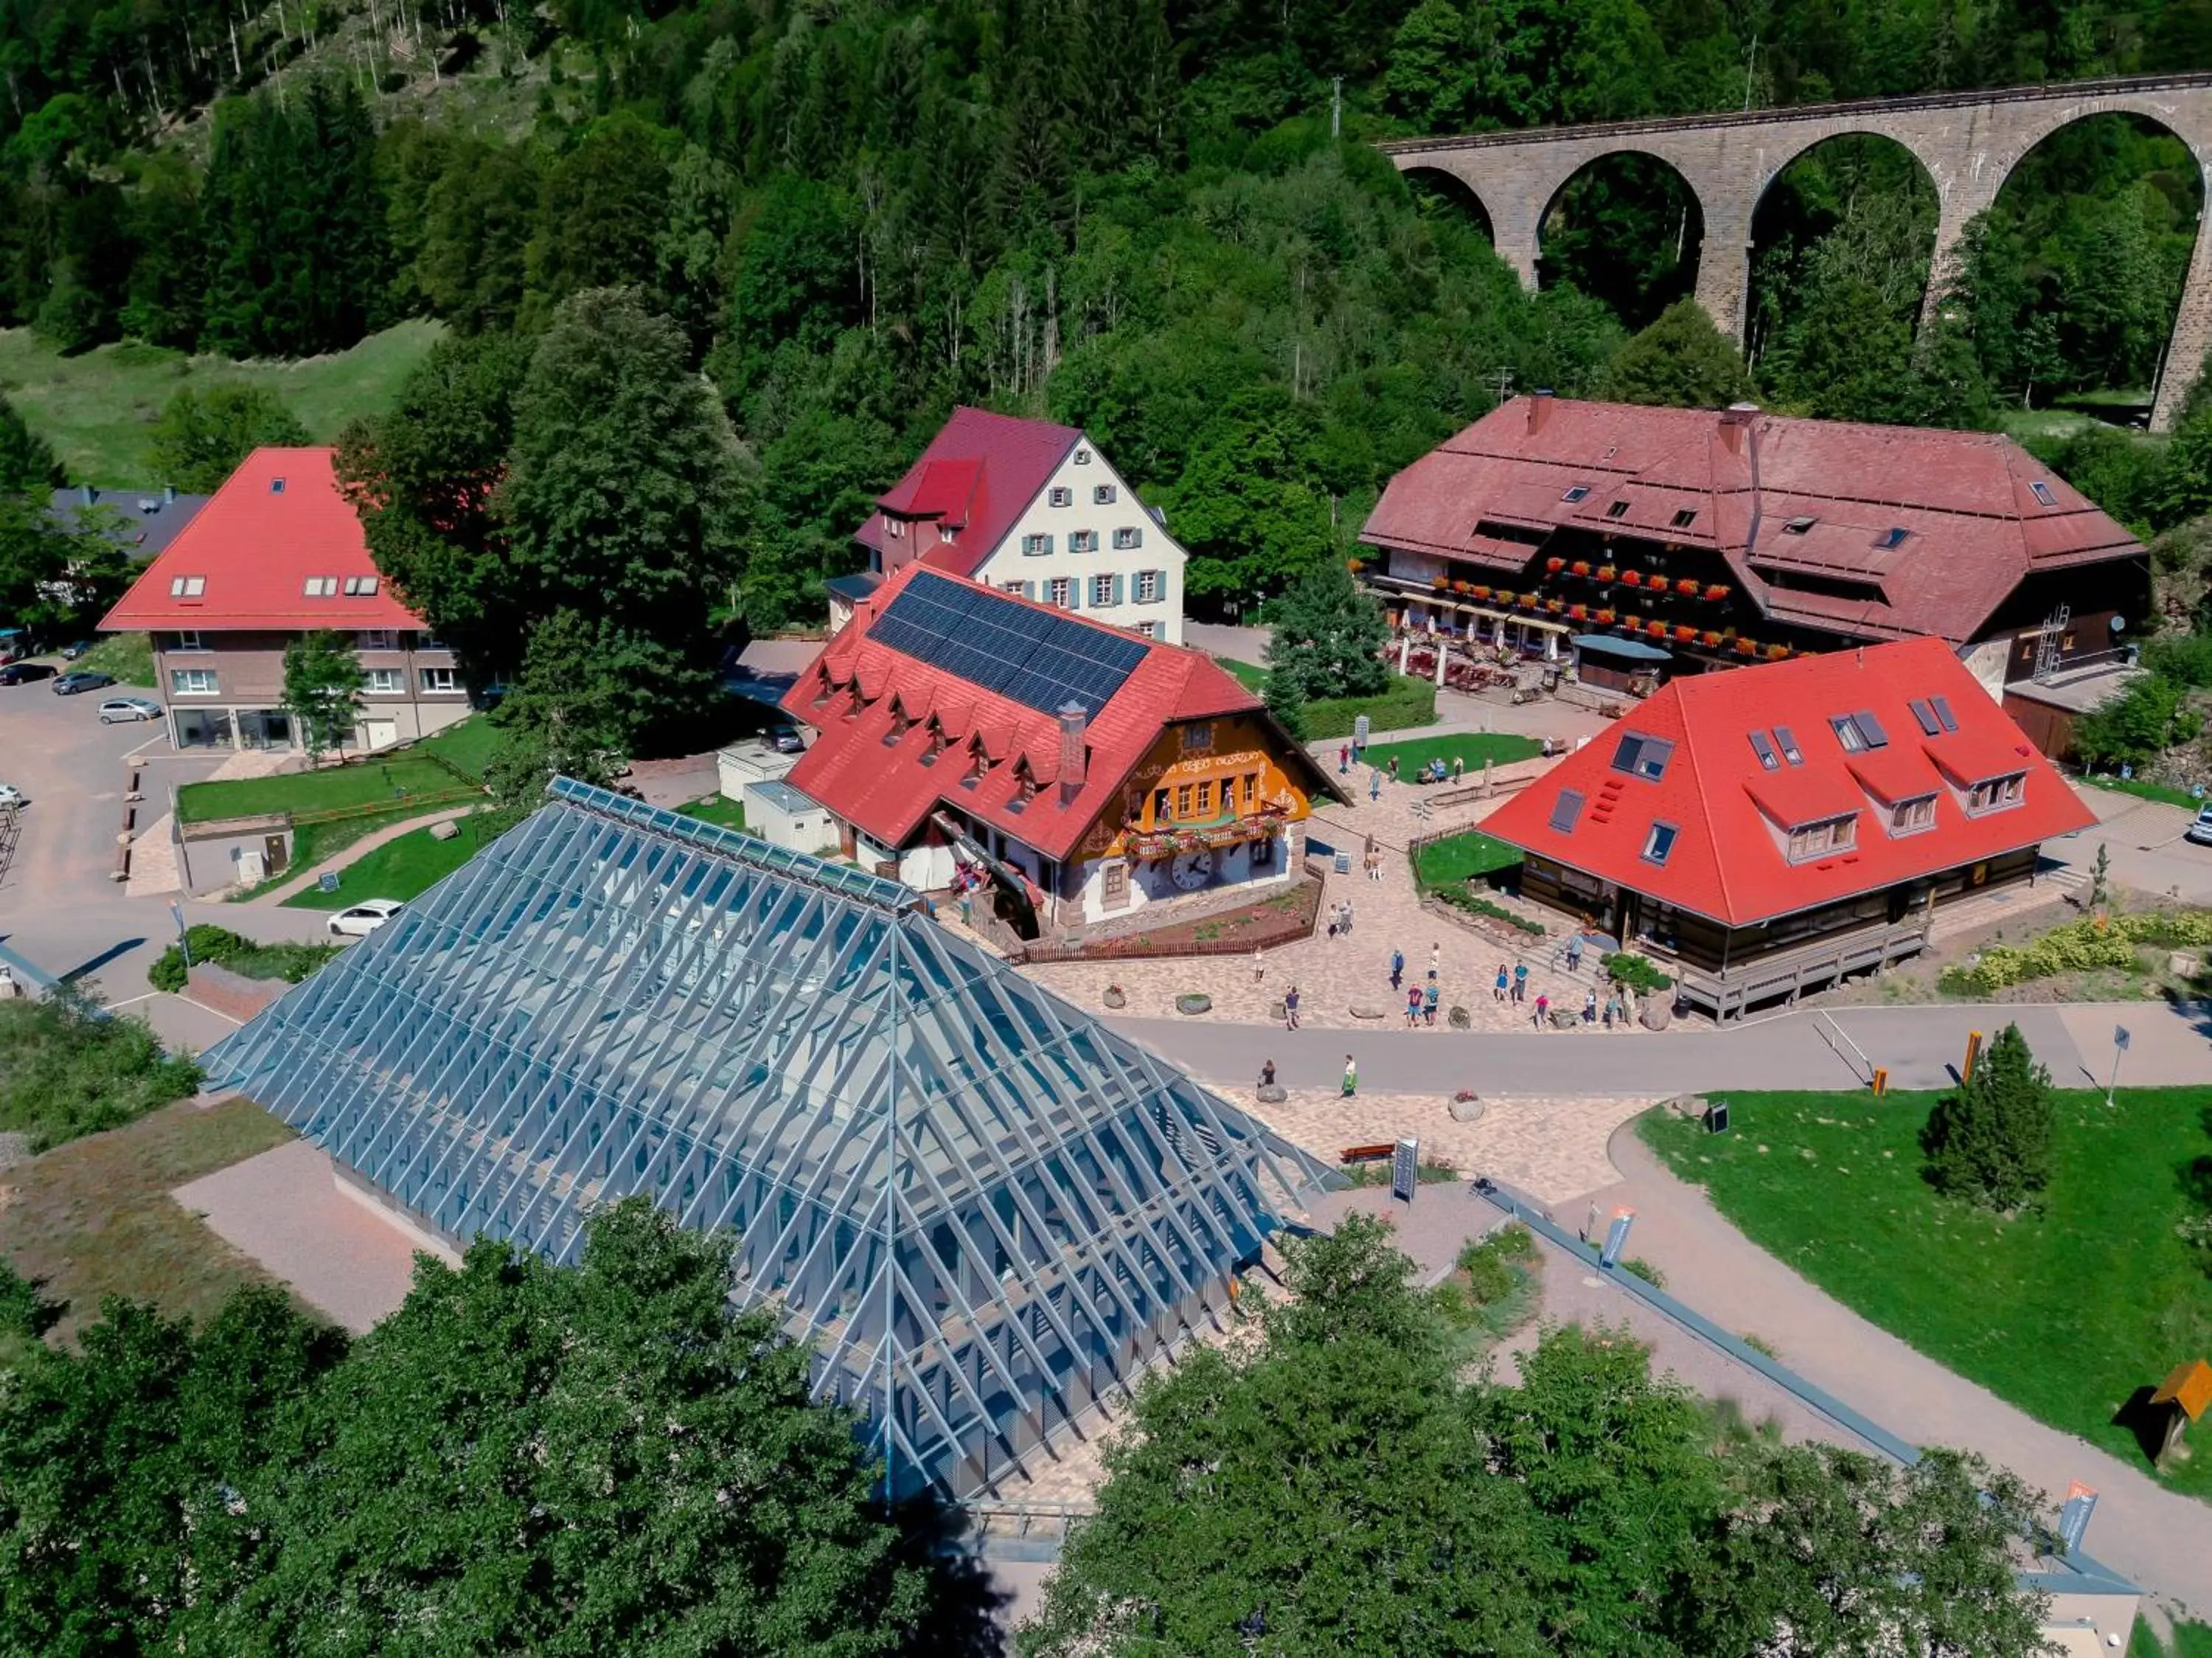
<box><xmin>1103</xmin><ymin>982</ymin><xmax>1127</xmax><ymax>1009</ymax></box>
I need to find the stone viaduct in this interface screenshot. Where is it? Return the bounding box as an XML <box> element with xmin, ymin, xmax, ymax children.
<box><xmin>1382</xmin><ymin>73</ymin><xmax>2212</xmax><ymax>429</ymax></box>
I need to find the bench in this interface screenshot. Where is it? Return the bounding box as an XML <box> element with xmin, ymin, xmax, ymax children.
<box><xmin>1339</xmin><ymin>1142</ymin><xmax>1397</xmax><ymax>1165</ymax></box>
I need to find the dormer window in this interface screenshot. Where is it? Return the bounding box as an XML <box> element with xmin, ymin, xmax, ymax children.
<box><xmin>1787</xmin><ymin>813</ymin><xmax>1857</xmax><ymax>862</ymax></box>
<box><xmin>1966</xmin><ymin>772</ymin><xmax>2025</xmax><ymax>815</ymax></box>
<box><xmin>919</xmin><ymin>719</ymin><xmax>949</xmax><ymax>766</ymax></box>
<box><xmin>887</xmin><ymin>518</ymin><xmax>904</xmax><ymax>538</ymax></box>
<box><xmin>883</xmin><ymin>704</ymin><xmax>913</xmax><ymax>746</ymax></box>
<box><xmin>1890</xmin><ymin>794</ymin><xmax>1937</xmax><ymax>835</ymax></box>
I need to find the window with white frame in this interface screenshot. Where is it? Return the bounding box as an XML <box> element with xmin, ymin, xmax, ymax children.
<box><xmin>365</xmin><ymin>667</ymin><xmax>404</xmax><ymax>693</ymax></box>
<box><xmin>1093</xmin><ymin>484</ymin><xmax>1117</xmax><ymax>504</ymax></box>
<box><xmin>170</xmin><ymin>667</ymin><xmax>218</xmax><ymax>695</ymax></box>
<box><xmin>303</xmin><ymin>576</ymin><xmax>338</xmax><ymax>597</ymax></box>
<box><xmin>1001</xmin><ymin>579</ymin><xmax>1027</xmax><ymax>593</ymax></box>
<box><xmin>1135</xmin><ymin>569</ymin><xmax>1163</xmax><ymax>603</ymax></box>
<box><xmin>1047</xmin><ymin>577</ymin><xmax>1074</xmax><ymax>609</ymax></box>
<box><xmin>168</xmin><ymin>575</ymin><xmax>205</xmax><ymax>598</ymax></box>
<box><xmin>1021</xmin><ymin>533</ymin><xmax>1051</xmax><ymax>555</ymax></box>
<box><xmin>420</xmin><ymin>666</ymin><xmax>460</xmax><ymax>693</ymax></box>
<box><xmin>1786</xmin><ymin>813</ymin><xmax>1858</xmax><ymax>862</ymax></box>
<box><xmin>1135</xmin><ymin>620</ymin><xmax>1159</xmax><ymax>639</ymax></box>
<box><xmin>1049</xmin><ymin>487</ymin><xmax>1072</xmax><ymax>507</ymax></box>
<box><xmin>1091</xmin><ymin>574</ymin><xmax>1116</xmax><ymax>607</ymax></box>
<box><xmin>1966</xmin><ymin>772</ymin><xmax>2026</xmax><ymax>814</ymax></box>
<box><xmin>171</xmin><ymin>630</ymin><xmax>204</xmax><ymax>652</ymax></box>
<box><xmin>357</xmin><ymin>630</ymin><xmax>398</xmax><ymax>651</ymax></box>
<box><xmin>344</xmin><ymin>574</ymin><xmax>380</xmax><ymax>596</ymax></box>
<box><xmin>1068</xmin><ymin>530</ymin><xmax>1099</xmax><ymax>553</ymax></box>
<box><xmin>1113</xmin><ymin>526</ymin><xmax>1142</xmax><ymax>549</ymax></box>
<box><xmin>1889</xmin><ymin>794</ymin><xmax>1937</xmax><ymax>834</ymax></box>
<box><xmin>1074</xmin><ymin>448</ymin><xmax>1091</xmax><ymax>465</ymax></box>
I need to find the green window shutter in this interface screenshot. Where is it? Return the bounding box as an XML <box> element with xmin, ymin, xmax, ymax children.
<box><xmin>1113</xmin><ymin>573</ymin><xmax>1126</xmax><ymax>606</ymax></box>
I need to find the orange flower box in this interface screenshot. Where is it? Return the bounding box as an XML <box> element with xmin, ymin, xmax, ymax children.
<box><xmin>1432</xmin><ymin>574</ymin><xmax>1451</xmax><ymax>589</ymax></box>
<box><xmin>1620</xmin><ymin>570</ymin><xmax>1643</xmax><ymax>588</ymax></box>
<box><xmin>1766</xmin><ymin>644</ymin><xmax>1789</xmax><ymax>660</ymax></box>
<box><xmin>1704</xmin><ymin>584</ymin><xmax>1729</xmax><ymax>602</ymax></box>
<box><xmin>1545</xmin><ymin>600</ymin><xmax>1565</xmax><ymax>614</ymax></box>
<box><xmin>1545</xmin><ymin>557</ymin><xmax>1565</xmax><ymax>574</ymax></box>
<box><xmin>1646</xmin><ymin>621</ymin><xmax>1667</xmax><ymax>639</ymax></box>
<box><xmin>1675</xmin><ymin>578</ymin><xmax>1699</xmax><ymax>597</ymax></box>
<box><xmin>1596</xmin><ymin>565</ymin><xmax>1618</xmax><ymax>582</ymax></box>
<box><xmin>1568</xmin><ymin>604</ymin><xmax>1588</xmax><ymax>621</ymax></box>
<box><xmin>1735</xmin><ymin>637</ymin><xmax>1757</xmax><ymax>656</ymax></box>
<box><xmin>1674</xmin><ymin>624</ymin><xmax>1696</xmax><ymax>642</ymax></box>
<box><xmin>1571</xmin><ymin>561</ymin><xmax>1591</xmax><ymax>577</ymax></box>
<box><xmin>1702</xmin><ymin>630</ymin><xmax>1722</xmax><ymax>648</ymax></box>
<box><xmin>1595</xmin><ymin>609</ymin><xmax>1615</xmax><ymax>625</ymax></box>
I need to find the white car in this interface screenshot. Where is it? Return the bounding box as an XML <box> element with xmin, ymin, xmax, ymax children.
<box><xmin>97</xmin><ymin>696</ymin><xmax>164</xmax><ymax>723</ymax></box>
<box><xmin>0</xmin><ymin>784</ymin><xmax>24</xmax><ymax>809</ymax></box>
<box><xmin>327</xmin><ymin>899</ymin><xmax>405</xmax><ymax>938</ymax></box>
<box><xmin>2188</xmin><ymin>805</ymin><xmax>2212</xmax><ymax>847</ymax></box>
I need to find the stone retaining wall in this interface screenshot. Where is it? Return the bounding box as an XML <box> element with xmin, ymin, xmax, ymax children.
<box><xmin>187</xmin><ymin>960</ymin><xmax>288</xmax><ymax>1023</ymax></box>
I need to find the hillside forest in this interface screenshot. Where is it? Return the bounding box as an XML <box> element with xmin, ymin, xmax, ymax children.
<box><xmin>4</xmin><ymin>0</ymin><xmax>2212</xmax><ymax>651</ymax></box>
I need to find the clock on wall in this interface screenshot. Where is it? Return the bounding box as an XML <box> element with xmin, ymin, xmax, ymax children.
<box><xmin>1169</xmin><ymin>850</ymin><xmax>1214</xmax><ymax>891</ymax></box>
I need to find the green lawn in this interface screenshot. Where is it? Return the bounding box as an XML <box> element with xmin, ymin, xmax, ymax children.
<box><xmin>0</xmin><ymin>320</ymin><xmax>444</xmax><ymax>488</ymax></box>
<box><xmin>1360</xmin><ymin>732</ymin><xmax>1543</xmax><ymax>774</ymax></box>
<box><xmin>1413</xmin><ymin>828</ymin><xmax>1525</xmax><ymax>887</ymax></box>
<box><xmin>1213</xmin><ymin>655</ymin><xmax>1269</xmax><ymax>692</ymax></box>
<box><xmin>2084</xmin><ymin>772</ymin><xmax>2202</xmax><ymax>811</ymax></box>
<box><xmin>2135</xmin><ymin>1617</ymin><xmax>2212</xmax><ymax>1658</ymax></box>
<box><xmin>282</xmin><ymin>811</ymin><xmax>495</xmax><ymax>909</ymax></box>
<box><xmin>676</xmin><ymin>795</ymin><xmax>748</xmax><ymax>831</ymax></box>
<box><xmin>1641</xmin><ymin>1087</ymin><xmax>2212</xmax><ymax>1500</ymax></box>
<box><xmin>66</xmin><ymin>632</ymin><xmax>153</xmax><ymax>686</ymax></box>
<box><xmin>178</xmin><ymin>716</ymin><xmax>492</xmax><ymax>825</ymax></box>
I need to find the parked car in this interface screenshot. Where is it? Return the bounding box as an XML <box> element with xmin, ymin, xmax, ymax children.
<box><xmin>2188</xmin><ymin>805</ymin><xmax>2212</xmax><ymax>847</ymax></box>
<box><xmin>0</xmin><ymin>784</ymin><xmax>25</xmax><ymax>809</ymax></box>
<box><xmin>327</xmin><ymin>899</ymin><xmax>405</xmax><ymax>938</ymax></box>
<box><xmin>768</xmin><ymin>724</ymin><xmax>806</xmax><ymax>755</ymax></box>
<box><xmin>0</xmin><ymin>662</ymin><xmax>55</xmax><ymax>685</ymax></box>
<box><xmin>97</xmin><ymin>696</ymin><xmax>164</xmax><ymax>723</ymax></box>
<box><xmin>59</xmin><ymin>640</ymin><xmax>94</xmax><ymax>660</ymax></box>
<box><xmin>52</xmin><ymin>670</ymin><xmax>115</xmax><ymax>696</ymax></box>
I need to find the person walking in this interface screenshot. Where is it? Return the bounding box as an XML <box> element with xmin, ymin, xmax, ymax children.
<box><xmin>1602</xmin><ymin>990</ymin><xmax>1619</xmax><ymax>1030</ymax></box>
<box><xmin>1451</xmin><ymin>755</ymin><xmax>1465</xmax><ymax>783</ymax></box>
<box><xmin>1341</xmin><ymin>897</ymin><xmax>1354</xmax><ymax>937</ymax></box>
<box><xmin>1284</xmin><ymin>984</ymin><xmax>1301</xmax><ymax>1030</ymax></box>
<box><xmin>1430</xmin><ymin>942</ymin><xmax>1442</xmax><ymax>980</ymax></box>
<box><xmin>1363</xmin><ymin>832</ymin><xmax>1382</xmax><ymax>883</ymax></box>
<box><xmin>1369</xmin><ymin>769</ymin><xmax>1382</xmax><ymax>803</ymax></box>
<box><xmin>1389</xmin><ymin>947</ymin><xmax>1405</xmax><ymax>991</ymax></box>
<box><xmin>1259</xmin><ymin>1058</ymin><xmax>1276</xmax><ymax>1090</ymax></box>
<box><xmin>1387</xmin><ymin>756</ymin><xmax>1400</xmax><ymax>783</ymax></box>
<box><xmin>1512</xmin><ymin>961</ymin><xmax>1528</xmax><ymax>1004</ymax></box>
<box><xmin>1583</xmin><ymin>987</ymin><xmax>1598</xmax><ymax>1024</ymax></box>
<box><xmin>1326</xmin><ymin>906</ymin><xmax>1339</xmax><ymax>942</ymax></box>
<box><xmin>1493</xmin><ymin>962</ymin><xmax>1509</xmax><ymax>1002</ymax></box>
<box><xmin>1422</xmin><ymin>982</ymin><xmax>1439</xmax><ymax>1027</ymax></box>
<box><xmin>1532</xmin><ymin>991</ymin><xmax>1549</xmax><ymax>1030</ymax></box>
<box><xmin>1338</xmin><ymin>742</ymin><xmax>1351</xmax><ymax>775</ymax></box>
<box><xmin>1565</xmin><ymin>933</ymin><xmax>1584</xmax><ymax>973</ymax></box>
<box><xmin>1252</xmin><ymin>945</ymin><xmax>1265</xmax><ymax>985</ymax></box>
<box><xmin>1341</xmin><ymin>1054</ymin><xmax>1358</xmax><ymax>1097</ymax></box>
<box><xmin>1405</xmin><ymin>986</ymin><xmax>1422</xmax><ymax>1027</ymax></box>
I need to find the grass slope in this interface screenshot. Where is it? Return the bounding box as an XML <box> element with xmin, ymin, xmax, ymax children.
<box><xmin>179</xmin><ymin>715</ymin><xmax>493</xmax><ymax>824</ymax></box>
<box><xmin>69</xmin><ymin>632</ymin><xmax>153</xmax><ymax>685</ymax></box>
<box><xmin>1641</xmin><ymin>1087</ymin><xmax>2212</xmax><ymax>1500</ymax></box>
<box><xmin>1358</xmin><ymin>732</ymin><xmax>1542</xmax><ymax>774</ymax></box>
<box><xmin>1412</xmin><ymin>828</ymin><xmax>1525</xmax><ymax>887</ymax></box>
<box><xmin>0</xmin><ymin>1099</ymin><xmax>295</xmax><ymax>1343</ymax></box>
<box><xmin>282</xmin><ymin>811</ymin><xmax>493</xmax><ymax>909</ymax></box>
<box><xmin>0</xmin><ymin>319</ymin><xmax>443</xmax><ymax>487</ymax></box>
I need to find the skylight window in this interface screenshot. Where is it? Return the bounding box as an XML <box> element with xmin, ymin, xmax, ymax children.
<box><xmin>1773</xmin><ymin>725</ymin><xmax>1803</xmax><ymax>765</ymax></box>
<box><xmin>1874</xmin><ymin>527</ymin><xmax>1909</xmax><ymax>550</ymax></box>
<box><xmin>169</xmin><ymin>575</ymin><xmax>205</xmax><ymax>598</ymax></box>
<box><xmin>1930</xmin><ymin>695</ymin><xmax>1958</xmax><ymax>733</ymax></box>
<box><xmin>1562</xmin><ymin>485</ymin><xmax>1590</xmax><ymax>503</ymax></box>
<box><xmin>1605</xmin><ymin>500</ymin><xmax>1630</xmax><ymax>520</ymax></box>
<box><xmin>303</xmin><ymin>576</ymin><xmax>338</xmax><ymax>597</ymax></box>
<box><xmin>1611</xmin><ymin>732</ymin><xmax>1674</xmax><ymax>781</ymax></box>
<box><xmin>1831</xmin><ymin>715</ymin><xmax>1866</xmax><ymax>753</ymax></box>
<box><xmin>1548</xmin><ymin>788</ymin><xmax>1585</xmax><ymax>833</ymax></box>
<box><xmin>1783</xmin><ymin>516</ymin><xmax>1818</xmax><ymax>535</ymax></box>
<box><xmin>1642</xmin><ymin>821</ymin><xmax>1679</xmax><ymax>865</ymax></box>
<box><xmin>1908</xmin><ymin>698</ymin><xmax>1941</xmax><ymax>737</ymax></box>
<box><xmin>343</xmin><ymin>575</ymin><xmax>379</xmax><ymax>596</ymax></box>
<box><xmin>2030</xmin><ymin>480</ymin><xmax>2057</xmax><ymax>507</ymax></box>
<box><xmin>270</xmin><ymin>477</ymin><xmax>286</xmax><ymax>494</ymax></box>
<box><xmin>1749</xmin><ymin>730</ymin><xmax>1780</xmax><ymax>771</ymax></box>
<box><xmin>1670</xmin><ymin>508</ymin><xmax>1698</xmax><ymax>529</ymax></box>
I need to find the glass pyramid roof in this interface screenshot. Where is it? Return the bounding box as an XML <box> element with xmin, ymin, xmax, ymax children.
<box><xmin>204</xmin><ymin>778</ymin><xmax>1335</xmax><ymax>1499</ymax></box>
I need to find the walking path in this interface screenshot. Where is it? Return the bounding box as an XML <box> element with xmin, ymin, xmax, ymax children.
<box><xmin>246</xmin><ymin>806</ymin><xmax>476</xmax><ymax>906</ymax></box>
<box><xmin>1573</xmin><ymin>1125</ymin><xmax>2212</xmax><ymax>1615</ymax></box>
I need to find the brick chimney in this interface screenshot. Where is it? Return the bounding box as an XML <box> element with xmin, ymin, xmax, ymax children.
<box><xmin>1057</xmin><ymin>701</ymin><xmax>1088</xmax><ymax>804</ymax></box>
<box><xmin>1717</xmin><ymin>401</ymin><xmax>1759</xmax><ymax>457</ymax></box>
<box><xmin>1526</xmin><ymin>388</ymin><xmax>1555</xmax><ymax>436</ymax></box>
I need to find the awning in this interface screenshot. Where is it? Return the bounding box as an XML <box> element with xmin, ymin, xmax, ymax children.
<box><xmin>1572</xmin><ymin>633</ymin><xmax>1672</xmax><ymax>663</ymax></box>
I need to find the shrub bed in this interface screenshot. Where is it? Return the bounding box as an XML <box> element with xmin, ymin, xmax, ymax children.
<box><xmin>1601</xmin><ymin>951</ymin><xmax>1674</xmax><ymax>993</ymax></box>
<box><xmin>0</xmin><ymin>993</ymin><xmax>203</xmax><ymax>1153</ymax></box>
<box><xmin>148</xmin><ymin>926</ymin><xmax>339</xmax><ymax>993</ymax></box>
<box><xmin>1435</xmin><ymin>887</ymin><xmax>1546</xmax><ymax>935</ymax></box>
<box><xmin>1940</xmin><ymin>909</ymin><xmax>2212</xmax><ymax>994</ymax></box>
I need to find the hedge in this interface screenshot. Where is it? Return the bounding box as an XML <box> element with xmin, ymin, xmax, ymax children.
<box><xmin>1304</xmin><ymin>675</ymin><xmax>1437</xmax><ymax>740</ymax></box>
<box><xmin>1436</xmin><ymin>887</ymin><xmax>1547</xmax><ymax>935</ymax></box>
<box><xmin>1601</xmin><ymin>951</ymin><xmax>1674</xmax><ymax>993</ymax></box>
<box><xmin>148</xmin><ymin>926</ymin><xmax>340</xmax><ymax>993</ymax></box>
<box><xmin>1940</xmin><ymin>909</ymin><xmax>2212</xmax><ymax>994</ymax></box>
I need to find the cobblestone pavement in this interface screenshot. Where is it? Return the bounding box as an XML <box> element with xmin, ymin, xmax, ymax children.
<box><xmin>124</xmin><ymin>810</ymin><xmax>179</xmax><ymax>896</ymax></box>
<box><xmin>1021</xmin><ymin>763</ymin><xmax>1635</xmax><ymax>1033</ymax></box>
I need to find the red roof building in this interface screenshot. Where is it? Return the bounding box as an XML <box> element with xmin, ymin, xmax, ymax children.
<box><xmin>99</xmin><ymin>448</ymin><xmax>468</xmax><ymax>754</ymax></box>
<box><xmin>835</xmin><ymin>407</ymin><xmax>1188</xmax><ymax>645</ymax></box>
<box><xmin>1479</xmin><ymin>638</ymin><xmax>2093</xmax><ymax>1016</ymax></box>
<box><xmin>784</xmin><ymin>565</ymin><xmax>1337</xmax><ymax>934</ymax></box>
<box><xmin>1359</xmin><ymin>396</ymin><xmax>2149</xmax><ymax>746</ymax></box>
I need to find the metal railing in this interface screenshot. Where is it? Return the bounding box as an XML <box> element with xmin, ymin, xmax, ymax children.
<box><xmin>1816</xmin><ymin>1010</ymin><xmax>1875</xmax><ymax>1086</ymax></box>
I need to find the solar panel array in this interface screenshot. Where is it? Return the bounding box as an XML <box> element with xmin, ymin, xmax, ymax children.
<box><xmin>873</xmin><ymin>570</ymin><xmax>1149</xmax><ymax>717</ymax></box>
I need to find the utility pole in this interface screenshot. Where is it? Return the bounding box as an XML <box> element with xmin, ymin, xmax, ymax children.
<box><xmin>1491</xmin><ymin>367</ymin><xmax>1514</xmax><ymax>408</ymax></box>
<box><xmin>1332</xmin><ymin>76</ymin><xmax>1343</xmax><ymax>139</ymax></box>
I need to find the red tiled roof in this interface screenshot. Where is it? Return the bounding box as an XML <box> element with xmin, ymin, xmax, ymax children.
<box><xmin>1362</xmin><ymin>397</ymin><xmax>2143</xmax><ymax>645</ymax></box>
<box><xmin>99</xmin><ymin>448</ymin><xmax>422</xmax><ymax>633</ymax></box>
<box><xmin>1481</xmin><ymin>639</ymin><xmax>2094</xmax><ymax>928</ymax></box>
<box><xmin>855</xmin><ymin>408</ymin><xmax>1082</xmax><ymax>578</ymax></box>
<box><xmin>781</xmin><ymin>565</ymin><xmax>1342</xmax><ymax>861</ymax></box>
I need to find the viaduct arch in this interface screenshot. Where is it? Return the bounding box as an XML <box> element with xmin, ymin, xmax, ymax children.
<box><xmin>1384</xmin><ymin>73</ymin><xmax>2212</xmax><ymax>429</ymax></box>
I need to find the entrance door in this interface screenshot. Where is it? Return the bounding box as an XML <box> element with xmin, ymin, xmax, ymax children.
<box><xmin>362</xmin><ymin>718</ymin><xmax>399</xmax><ymax>752</ymax></box>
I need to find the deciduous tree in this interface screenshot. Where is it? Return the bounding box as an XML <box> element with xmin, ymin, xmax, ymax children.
<box><xmin>1264</xmin><ymin>558</ymin><xmax>1390</xmax><ymax>703</ymax></box>
<box><xmin>149</xmin><ymin>385</ymin><xmax>310</xmax><ymax>492</ymax></box>
<box><xmin>281</xmin><ymin>630</ymin><xmax>366</xmax><ymax>768</ymax></box>
<box><xmin>1598</xmin><ymin>298</ymin><xmax>1756</xmax><ymax>409</ymax></box>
